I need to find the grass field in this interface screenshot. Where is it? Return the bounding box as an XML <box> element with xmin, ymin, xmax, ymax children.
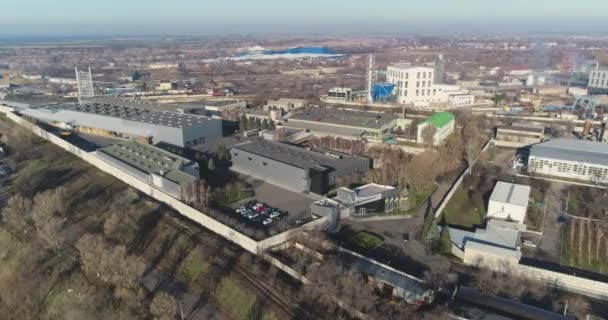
<box><xmin>442</xmin><ymin>187</ymin><xmax>484</xmax><ymax>228</ymax></box>
<box><xmin>215</xmin><ymin>276</ymin><xmax>277</xmax><ymax>320</ymax></box>
<box><xmin>350</xmin><ymin>231</ymin><xmax>384</xmax><ymax>249</ymax></box>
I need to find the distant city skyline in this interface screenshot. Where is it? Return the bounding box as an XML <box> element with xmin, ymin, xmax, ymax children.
<box><xmin>1</xmin><ymin>0</ymin><xmax>608</xmax><ymax>37</ymax></box>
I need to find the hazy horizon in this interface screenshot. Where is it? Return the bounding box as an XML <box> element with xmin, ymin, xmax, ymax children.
<box><xmin>1</xmin><ymin>0</ymin><xmax>608</xmax><ymax>38</ymax></box>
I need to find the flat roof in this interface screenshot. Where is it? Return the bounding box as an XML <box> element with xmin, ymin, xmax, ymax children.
<box><xmin>282</xmin><ymin>120</ymin><xmax>366</xmax><ymax>137</ymax></box>
<box><xmin>231</xmin><ymin>140</ymin><xmax>368</xmax><ymax>172</ymax></box>
<box><xmin>387</xmin><ymin>63</ymin><xmax>433</xmax><ymax>71</ymax></box>
<box><xmin>98</xmin><ymin>140</ymin><xmax>197</xmax><ymax>185</ymax></box>
<box><xmin>336</xmin><ymin>251</ymin><xmax>430</xmax><ymax>300</ymax></box>
<box><xmin>498</xmin><ymin>123</ymin><xmax>544</xmax><ymax>134</ymax></box>
<box><xmin>489</xmin><ymin>181</ymin><xmax>531</xmax><ymax>207</ymax></box>
<box><xmin>37</xmin><ymin>102</ymin><xmax>214</xmax><ymax>129</ymax></box>
<box><xmin>421</xmin><ymin>112</ymin><xmax>455</xmax><ymax>129</ymax></box>
<box><xmin>353</xmin><ymin>183</ymin><xmax>395</xmax><ymax>198</ymax></box>
<box><xmin>530</xmin><ymin>138</ymin><xmax>608</xmax><ymax>167</ymax></box>
<box><xmin>289</xmin><ymin>108</ymin><xmax>398</xmax><ymax>130</ymax></box>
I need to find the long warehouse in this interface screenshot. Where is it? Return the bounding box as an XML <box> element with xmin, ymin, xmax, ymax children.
<box><xmin>20</xmin><ymin>102</ymin><xmax>223</xmax><ymax>147</ymax></box>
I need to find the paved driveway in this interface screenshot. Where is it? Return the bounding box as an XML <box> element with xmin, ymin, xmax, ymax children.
<box><xmin>531</xmin><ymin>182</ymin><xmax>566</xmax><ymax>263</ymax></box>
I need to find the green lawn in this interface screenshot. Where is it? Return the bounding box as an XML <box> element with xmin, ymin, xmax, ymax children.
<box><xmin>350</xmin><ymin>231</ymin><xmax>384</xmax><ymax>249</ymax></box>
<box><xmin>215</xmin><ymin>276</ymin><xmax>277</xmax><ymax>320</ymax></box>
<box><xmin>178</xmin><ymin>249</ymin><xmax>210</xmax><ymax>292</ymax></box>
<box><xmin>442</xmin><ymin>187</ymin><xmax>484</xmax><ymax>228</ymax></box>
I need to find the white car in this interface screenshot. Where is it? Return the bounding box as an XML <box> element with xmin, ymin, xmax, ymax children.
<box><xmin>236</xmin><ymin>207</ymin><xmax>246</xmax><ymax>214</ymax></box>
<box><xmin>523</xmin><ymin>239</ymin><xmax>537</xmax><ymax>248</ymax></box>
<box><xmin>262</xmin><ymin>218</ymin><xmax>273</xmax><ymax>225</ymax></box>
<box><xmin>253</xmin><ymin>203</ymin><xmax>264</xmax><ymax>210</ymax></box>
<box><xmin>269</xmin><ymin>211</ymin><xmax>281</xmax><ymax>219</ymax></box>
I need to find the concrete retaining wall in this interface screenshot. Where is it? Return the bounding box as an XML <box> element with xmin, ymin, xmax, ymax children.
<box><xmin>516</xmin><ymin>265</ymin><xmax>608</xmax><ymax>301</ymax></box>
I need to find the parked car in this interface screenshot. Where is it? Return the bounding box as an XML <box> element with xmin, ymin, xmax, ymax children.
<box><xmin>269</xmin><ymin>211</ymin><xmax>281</xmax><ymax>219</ymax></box>
<box><xmin>522</xmin><ymin>239</ymin><xmax>537</xmax><ymax>248</ymax></box>
<box><xmin>262</xmin><ymin>218</ymin><xmax>273</xmax><ymax>225</ymax></box>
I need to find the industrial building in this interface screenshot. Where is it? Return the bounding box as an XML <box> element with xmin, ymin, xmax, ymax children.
<box><xmin>487</xmin><ymin>181</ymin><xmax>531</xmax><ymax>224</ymax></box>
<box><xmin>263</xmin><ymin>98</ymin><xmax>306</xmax><ymax>111</ymax></box>
<box><xmin>20</xmin><ymin>102</ymin><xmax>223</xmax><ymax>147</ymax></box>
<box><xmin>495</xmin><ymin>122</ymin><xmax>545</xmax><ymax>147</ymax></box>
<box><xmin>527</xmin><ymin>138</ymin><xmax>608</xmax><ymax>183</ymax></box>
<box><xmin>416</xmin><ymin>112</ymin><xmax>455</xmax><ymax>145</ymax></box>
<box><xmin>285</xmin><ymin>108</ymin><xmax>399</xmax><ymax>138</ymax></box>
<box><xmin>446</xmin><ymin>219</ymin><xmax>523</xmax><ymax>269</ymax></box>
<box><xmin>230</xmin><ymin>140</ymin><xmax>370</xmax><ymax>194</ymax></box>
<box><xmin>327</xmin><ymin>87</ymin><xmax>352</xmax><ymax>102</ymax></box>
<box><xmin>312</xmin><ymin>183</ymin><xmax>400</xmax><ymax>215</ymax></box>
<box><xmin>386</xmin><ymin>63</ymin><xmax>473</xmax><ymax>107</ymax></box>
<box><xmin>96</xmin><ymin>140</ymin><xmax>199</xmax><ymax>199</ymax></box>
<box><xmin>201</xmin><ymin>99</ymin><xmax>246</xmax><ymax>114</ymax></box>
<box><xmin>588</xmin><ymin>68</ymin><xmax>608</xmax><ymax>95</ymax></box>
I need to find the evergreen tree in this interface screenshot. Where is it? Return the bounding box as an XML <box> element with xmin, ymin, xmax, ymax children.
<box><xmin>240</xmin><ymin>114</ymin><xmax>248</xmax><ymax>131</ymax></box>
<box><xmin>262</xmin><ymin>119</ymin><xmax>269</xmax><ymax>130</ymax></box>
<box><xmin>217</xmin><ymin>144</ymin><xmax>228</xmax><ymax>161</ymax></box>
<box><xmin>255</xmin><ymin>117</ymin><xmax>262</xmax><ymax>129</ymax></box>
<box><xmin>208</xmin><ymin>158</ymin><xmax>216</xmax><ymax>171</ymax></box>
<box><xmin>439</xmin><ymin>227</ymin><xmax>452</xmax><ymax>255</ymax></box>
<box><xmin>423</xmin><ymin>217</ymin><xmax>441</xmax><ymax>253</ymax></box>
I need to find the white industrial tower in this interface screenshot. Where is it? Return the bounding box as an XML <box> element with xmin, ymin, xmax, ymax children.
<box><xmin>75</xmin><ymin>67</ymin><xmax>94</xmax><ymax>104</ymax></box>
<box><xmin>366</xmin><ymin>55</ymin><xmax>375</xmax><ymax>103</ymax></box>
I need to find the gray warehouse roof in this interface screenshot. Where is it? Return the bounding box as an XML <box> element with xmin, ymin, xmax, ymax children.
<box><xmin>530</xmin><ymin>138</ymin><xmax>608</xmax><ymax>167</ymax></box>
<box><xmin>231</xmin><ymin>140</ymin><xmax>369</xmax><ymax>172</ymax></box>
<box><xmin>98</xmin><ymin>141</ymin><xmax>198</xmax><ymax>185</ymax></box>
<box><xmin>37</xmin><ymin>103</ymin><xmax>215</xmax><ymax>129</ymax></box>
<box><xmin>288</xmin><ymin>108</ymin><xmax>398</xmax><ymax>130</ymax></box>
<box><xmin>489</xmin><ymin>181</ymin><xmax>530</xmax><ymax>207</ymax></box>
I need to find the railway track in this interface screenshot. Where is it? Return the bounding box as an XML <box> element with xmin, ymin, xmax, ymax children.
<box><xmin>162</xmin><ymin>212</ymin><xmax>307</xmax><ymax>319</ymax></box>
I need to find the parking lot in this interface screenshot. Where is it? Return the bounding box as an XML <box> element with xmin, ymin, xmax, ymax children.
<box><xmin>232</xmin><ymin>175</ymin><xmax>318</xmax><ymax>225</ymax></box>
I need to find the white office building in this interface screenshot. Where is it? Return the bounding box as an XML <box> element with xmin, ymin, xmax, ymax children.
<box><xmin>386</xmin><ymin>63</ymin><xmax>472</xmax><ymax>107</ymax></box>
<box><xmin>527</xmin><ymin>138</ymin><xmax>608</xmax><ymax>183</ymax></box>
<box><xmin>487</xmin><ymin>181</ymin><xmax>531</xmax><ymax>224</ymax></box>
<box><xmin>588</xmin><ymin>68</ymin><xmax>608</xmax><ymax>94</ymax></box>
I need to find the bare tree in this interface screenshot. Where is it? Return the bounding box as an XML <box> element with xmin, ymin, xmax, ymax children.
<box><xmin>1</xmin><ymin>194</ymin><xmax>33</xmax><ymax>237</ymax></box>
<box><xmin>32</xmin><ymin>190</ymin><xmax>64</xmax><ymax>251</ymax></box>
<box><xmin>149</xmin><ymin>292</ymin><xmax>177</xmax><ymax>320</ymax></box>
<box><xmin>421</xmin><ymin>124</ymin><xmax>437</xmax><ymax>149</ymax></box>
<box><xmin>463</xmin><ymin>118</ymin><xmax>483</xmax><ymax>173</ymax></box>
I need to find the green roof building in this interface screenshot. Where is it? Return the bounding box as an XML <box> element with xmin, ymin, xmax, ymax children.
<box><xmin>417</xmin><ymin>112</ymin><xmax>456</xmax><ymax>146</ymax></box>
<box><xmin>421</xmin><ymin>112</ymin><xmax>455</xmax><ymax>129</ymax></box>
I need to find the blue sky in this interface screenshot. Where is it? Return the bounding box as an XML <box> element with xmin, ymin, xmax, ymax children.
<box><xmin>1</xmin><ymin>0</ymin><xmax>607</xmax><ymax>36</ymax></box>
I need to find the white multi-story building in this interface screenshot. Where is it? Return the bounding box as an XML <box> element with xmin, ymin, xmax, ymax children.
<box><xmin>527</xmin><ymin>138</ymin><xmax>608</xmax><ymax>183</ymax></box>
<box><xmin>588</xmin><ymin>68</ymin><xmax>608</xmax><ymax>94</ymax></box>
<box><xmin>386</xmin><ymin>63</ymin><xmax>472</xmax><ymax>107</ymax></box>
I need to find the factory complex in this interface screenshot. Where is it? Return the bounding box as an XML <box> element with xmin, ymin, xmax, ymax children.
<box><xmin>20</xmin><ymin>102</ymin><xmax>223</xmax><ymax>147</ymax></box>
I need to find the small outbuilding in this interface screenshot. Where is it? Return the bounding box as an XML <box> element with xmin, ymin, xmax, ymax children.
<box><xmin>487</xmin><ymin>181</ymin><xmax>531</xmax><ymax>224</ymax></box>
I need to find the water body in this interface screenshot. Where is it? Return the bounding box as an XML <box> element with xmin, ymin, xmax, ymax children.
<box><xmin>233</xmin><ymin>46</ymin><xmax>344</xmax><ymax>60</ymax></box>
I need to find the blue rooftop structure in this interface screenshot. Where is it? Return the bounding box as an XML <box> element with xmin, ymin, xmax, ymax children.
<box><xmin>372</xmin><ymin>83</ymin><xmax>395</xmax><ymax>102</ymax></box>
